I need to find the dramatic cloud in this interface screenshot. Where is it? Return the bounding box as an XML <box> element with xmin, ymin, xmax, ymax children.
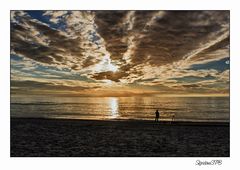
<box><xmin>10</xmin><ymin>11</ymin><xmax>229</xmax><ymax>96</ymax></box>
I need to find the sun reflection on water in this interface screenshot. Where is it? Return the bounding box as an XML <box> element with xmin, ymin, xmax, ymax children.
<box><xmin>109</xmin><ymin>98</ymin><xmax>119</xmax><ymax>118</ymax></box>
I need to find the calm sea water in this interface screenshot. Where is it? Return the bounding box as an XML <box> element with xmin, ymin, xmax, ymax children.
<box><xmin>11</xmin><ymin>96</ymin><xmax>229</xmax><ymax>122</ymax></box>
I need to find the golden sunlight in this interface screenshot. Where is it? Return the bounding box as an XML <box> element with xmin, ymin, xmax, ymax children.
<box><xmin>109</xmin><ymin>97</ymin><xmax>119</xmax><ymax>118</ymax></box>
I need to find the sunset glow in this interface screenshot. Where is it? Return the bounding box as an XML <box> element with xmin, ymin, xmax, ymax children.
<box><xmin>109</xmin><ymin>98</ymin><xmax>119</xmax><ymax>118</ymax></box>
<box><xmin>10</xmin><ymin>11</ymin><xmax>229</xmax><ymax>97</ymax></box>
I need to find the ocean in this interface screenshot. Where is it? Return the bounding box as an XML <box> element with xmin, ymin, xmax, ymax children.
<box><xmin>10</xmin><ymin>96</ymin><xmax>229</xmax><ymax>122</ymax></box>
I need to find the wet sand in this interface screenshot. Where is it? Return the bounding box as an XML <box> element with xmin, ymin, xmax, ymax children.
<box><xmin>11</xmin><ymin>118</ymin><xmax>229</xmax><ymax>157</ymax></box>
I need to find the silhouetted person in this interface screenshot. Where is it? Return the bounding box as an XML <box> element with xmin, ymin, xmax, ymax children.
<box><xmin>172</xmin><ymin>115</ymin><xmax>175</xmax><ymax>122</ymax></box>
<box><xmin>155</xmin><ymin>109</ymin><xmax>160</xmax><ymax>122</ymax></box>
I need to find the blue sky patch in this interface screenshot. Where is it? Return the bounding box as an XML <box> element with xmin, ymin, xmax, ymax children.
<box><xmin>11</xmin><ymin>55</ymin><xmax>23</xmax><ymax>61</ymax></box>
<box><xmin>26</xmin><ymin>10</ymin><xmax>67</xmax><ymax>31</ymax></box>
<box><xmin>172</xmin><ymin>75</ymin><xmax>215</xmax><ymax>83</ymax></box>
<box><xmin>188</xmin><ymin>57</ymin><xmax>229</xmax><ymax>72</ymax></box>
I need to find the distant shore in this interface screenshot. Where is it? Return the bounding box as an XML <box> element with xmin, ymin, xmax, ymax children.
<box><xmin>11</xmin><ymin>117</ymin><xmax>229</xmax><ymax>157</ymax></box>
<box><xmin>10</xmin><ymin>117</ymin><xmax>230</xmax><ymax>125</ymax></box>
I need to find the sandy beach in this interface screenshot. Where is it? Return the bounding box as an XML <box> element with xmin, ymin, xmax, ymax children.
<box><xmin>11</xmin><ymin>118</ymin><xmax>229</xmax><ymax>157</ymax></box>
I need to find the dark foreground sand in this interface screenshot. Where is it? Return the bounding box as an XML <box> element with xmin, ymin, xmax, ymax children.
<box><xmin>11</xmin><ymin>118</ymin><xmax>229</xmax><ymax>157</ymax></box>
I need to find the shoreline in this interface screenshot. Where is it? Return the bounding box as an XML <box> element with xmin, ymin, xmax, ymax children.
<box><xmin>10</xmin><ymin>117</ymin><xmax>230</xmax><ymax>126</ymax></box>
<box><xmin>11</xmin><ymin>117</ymin><xmax>230</xmax><ymax>157</ymax></box>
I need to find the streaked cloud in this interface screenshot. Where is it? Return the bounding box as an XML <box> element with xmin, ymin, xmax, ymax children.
<box><xmin>11</xmin><ymin>11</ymin><xmax>229</xmax><ymax>96</ymax></box>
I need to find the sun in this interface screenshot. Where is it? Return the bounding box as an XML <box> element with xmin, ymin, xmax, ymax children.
<box><xmin>94</xmin><ymin>55</ymin><xmax>119</xmax><ymax>73</ymax></box>
<box><xmin>106</xmin><ymin>60</ymin><xmax>118</xmax><ymax>72</ymax></box>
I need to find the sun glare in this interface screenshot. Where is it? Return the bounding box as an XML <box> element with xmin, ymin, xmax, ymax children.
<box><xmin>106</xmin><ymin>61</ymin><xmax>118</xmax><ymax>72</ymax></box>
<box><xmin>103</xmin><ymin>79</ymin><xmax>113</xmax><ymax>85</ymax></box>
<box><xmin>109</xmin><ymin>98</ymin><xmax>119</xmax><ymax>118</ymax></box>
<box><xmin>94</xmin><ymin>55</ymin><xmax>118</xmax><ymax>73</ymax></box>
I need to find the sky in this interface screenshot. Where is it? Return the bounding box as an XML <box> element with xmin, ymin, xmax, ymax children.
<box><xmin>10</xmin><ymin>11</ymin><xmax>229</xmax><ymax>97</ymax></box>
